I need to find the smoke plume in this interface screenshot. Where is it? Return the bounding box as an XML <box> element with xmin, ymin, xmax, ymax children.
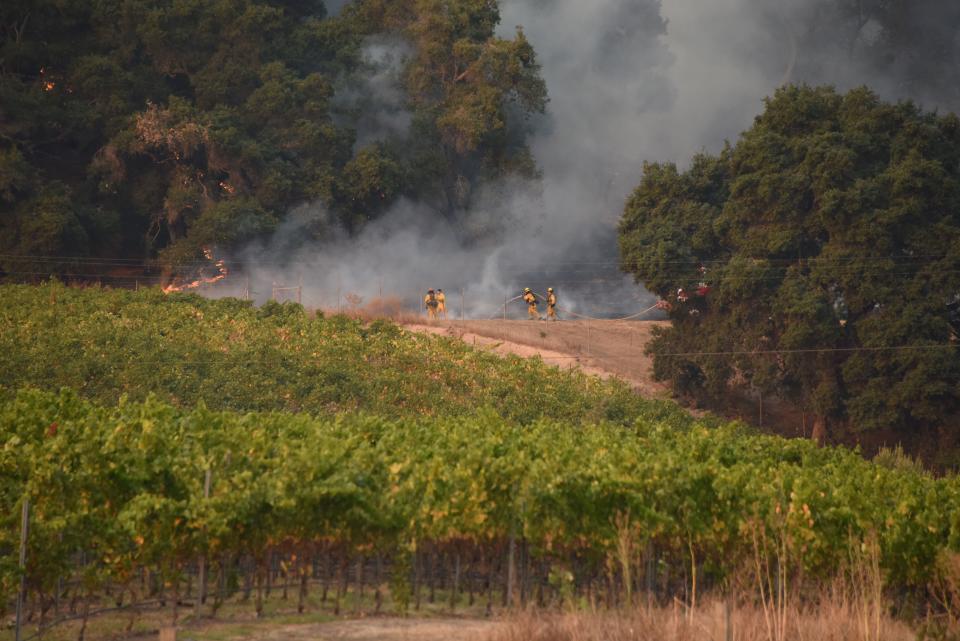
<box><xmin>222</xmin><ymin>0</ymin><xmax>959</xmax><ymax>319</ymax></box>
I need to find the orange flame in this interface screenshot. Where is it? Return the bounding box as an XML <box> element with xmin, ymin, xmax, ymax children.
<box><xmin>162</xmin><ymin>248</ymin><xmax>229</xmax><ymax>294</ymax></box>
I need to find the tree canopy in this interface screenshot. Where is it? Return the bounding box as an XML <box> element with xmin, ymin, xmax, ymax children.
<box><xmin>619</xmin><ymin>85</ymin><xmax>960</xmax><ymax>443</ymax></box>
<box><xmin>0</xmin><ymin>0</ymin><xmax>545</xmax><ymax>281</ymax></box>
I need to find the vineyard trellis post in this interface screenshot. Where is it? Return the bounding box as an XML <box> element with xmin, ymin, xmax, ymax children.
<box><xmin>195</xmin><ymin>468</ymin><xmax>212</xmax><ymax>618</ymax></box>
<box><xmin>725</xmin><ymin>598</ymin><xmax>734</xmax><ymax>641</ymax></box>
<box><xmin>15</xmin><ymin>497</ymin><xmax>29</xmax><ymax>641</ymax></box>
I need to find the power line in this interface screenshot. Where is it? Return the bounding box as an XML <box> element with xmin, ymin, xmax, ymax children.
<box><xmin>660</xmin><ymin>344</ymin><xmax>959</xmax><ymax>357</ymax></box>
<box><xmin>4</xmin><ymin>263</ymin><xmax>959</xmax><ymax>282</ymax></box>
<box><xmin>2</xmin><ymin>253</ymin><xmax>958</xmax><ymax>269</ymax></box>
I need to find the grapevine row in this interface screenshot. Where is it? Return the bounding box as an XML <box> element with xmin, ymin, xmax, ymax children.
<box><xmin>3</xmin><ymin>389</ymin><xmax>958</xmax><ymax>624</ymax></box>
<box><xmin>0</xmin><ymin>283</ymin><xmax>653</xmax><ymax>426</ymax></box>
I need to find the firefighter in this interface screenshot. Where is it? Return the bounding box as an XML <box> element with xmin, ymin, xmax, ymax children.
<box><xmin>437</xmin><ymin>289</ymin><xmax>447</xmax><ymax>319</ymax></box>
<box><xmin>546</xmin><ymin>287</ymin><xmax>558</xmax><ymax>321</ymax></box>
<box><xmin>523</xmin><ymin>287</ymin><xmax>540</xmax><ymax>320</ymax></box>
<box><xmin>424</xmin><ymin>289</ymin><xmax>439</xmax><ymax>320</ymax></box>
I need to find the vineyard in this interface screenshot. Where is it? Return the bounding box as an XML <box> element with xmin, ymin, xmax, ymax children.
<box><xmin>3</xmin><ymin>285</ymin><xmax>960</xmax><ymax>639</ymax></box>
<box><xmin>3</xmin><ymin>389</ymin><xmax>960</xmax><ymax>632</ymax></box>
<box><xmin>0</xmin><ymin>283</ymin><xmax>652</xmax><ymax>425</ymax></box>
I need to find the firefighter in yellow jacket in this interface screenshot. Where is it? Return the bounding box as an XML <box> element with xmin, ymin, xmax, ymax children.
<box><xmin>546</xmin><ymin>287</ymin><xmax>558</xmax><ymax>321</ymax></box>
<box><xmin>523</xmin><ymin>287</ymin><xmax>540</xmax><ymax>320</ymax></box>
<box><xmin>436</xmin><ymin>289</ymin><xmax>447</xmax><ymax>319</ymax></box>
<box><xmin>424</xmin><ymin>289</ymin><xmax>439</xmax><ymax>320</ymax></box>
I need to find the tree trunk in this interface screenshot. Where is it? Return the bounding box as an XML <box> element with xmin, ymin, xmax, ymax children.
<box><xmin>812</xmin><ymin>415</ymin><xmax>828</xmax><ymax>445</ymax></box>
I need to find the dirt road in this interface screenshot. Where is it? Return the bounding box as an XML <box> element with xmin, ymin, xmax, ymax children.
<box><xmin>404</xmin><ymin>320</ymin><xmax>823</xmax><ymax>440</ymax></box>
<box><xmin>405</xmin><ymin>319</ymin><xmax>670</xmax><ymax>399</ymax></box>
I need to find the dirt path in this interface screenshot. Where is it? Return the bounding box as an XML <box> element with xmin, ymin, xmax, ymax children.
<box><xmin>195</xmin><ymin>617</ymin><xmax>502</xmax><ymax>641</ymax></box>
<box><xmin>403</xmin><ymin>320</ymin><xmax>825</xmax><ymax>439</ymax></box>
<box><xmin>405</xmin><ymin>319</ymin><xmax>670</xmax><ymax>399</ymax></box>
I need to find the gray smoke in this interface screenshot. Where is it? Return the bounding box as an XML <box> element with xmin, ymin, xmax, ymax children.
<box><xmin>221</xmin><ymin>0</ymin><xmax>959</xmax><ymax>319</ymax></box>
<box><xmin>331</xmin><ymin>36</ymin><xmax>413</xmax><ymax>151</ymax></box>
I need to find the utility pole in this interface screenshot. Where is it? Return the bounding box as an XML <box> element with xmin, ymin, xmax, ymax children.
<box><xmin>297</xmin><ymin>274</ymin><xmax>303</xmax><ymax>305</ymax></box>
<box><xmin>460</xmin><ymin>288</ymin><xmax>464</xmax><ymax>322</ymax></box>
<box><xmin>15</xmin><ymin>498</ymin><xmax>29</xmax><ymax>641</ymax></box>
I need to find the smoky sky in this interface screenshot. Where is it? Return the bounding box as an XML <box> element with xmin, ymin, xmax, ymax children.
<box><xmin>226</xmin><ymin>0</ymin><xmax>960</xmax><ymax>318</ymax></box>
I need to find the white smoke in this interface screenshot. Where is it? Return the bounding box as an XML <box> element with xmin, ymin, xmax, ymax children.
<box><xmin>331</xmin><ymin>36</ymin><xmax>413</xmax><ymax>151</ymax></box>
<box><xmin>221</xmin><ymin>0</ymin><xmax>958</xmax><ymax>319</ymax></box>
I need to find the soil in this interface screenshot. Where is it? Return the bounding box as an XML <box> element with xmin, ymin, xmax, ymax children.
<box><xmin>404</xmin><ymin>320</ymin><xmax>821</xmax><ymax>436</ymax></box>
<box><xmin>196</xmin><ymin>617</ymin><xmax>502</xmax><ymax>641</ymax></box>
<box><xmin>405</xmin><ymin>319</ymin><xmax>671</xmax><ymax>400</ymax></box>
<box><xmin>402</xmin><ymin>319</ymin><xmax>954</xmax><ymax>464</ymax></box>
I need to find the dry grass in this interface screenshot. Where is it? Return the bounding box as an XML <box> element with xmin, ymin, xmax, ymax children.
<box><xmin>317</xmin><ymin>296</ymin><xmax>423</xmax><ymax>323</ymax></box>
<box><xmin>483</xmin><ymin>599</ymin><xmax>915</xmax><ymax>641</ymax></box>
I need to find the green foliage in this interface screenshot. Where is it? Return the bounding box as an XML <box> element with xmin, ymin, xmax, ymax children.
<box><xmin>2</xmin><ymin>388</ymin><xmax>958</xmax><ymax>610</ymax></box>
<box><xmin>0</xmin><ymin>0</ymin><xmax>548</xmax><ymax>278</ymax></box>
<box><xmin>345</xmin><ymin>0</ymin><xmax>547</xmax><ymax>220</ymax></box>
<box><xmin>619</xmin><ymin>85</ymin><xmax>960</xmax><ymax>438</ymax></box>
<box><xmin>0</xmin><ymin>283</ymin><xmax>654</xmax><ymax>425</ymax></box>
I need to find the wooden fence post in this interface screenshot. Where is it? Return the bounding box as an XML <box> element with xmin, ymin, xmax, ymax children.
<box><xmin>15</xmin><ymin>498</ymin><xmax>29</xmax><ymax>641</ymax></box>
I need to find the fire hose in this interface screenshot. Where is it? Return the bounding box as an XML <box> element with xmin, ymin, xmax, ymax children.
<box><xmin>489</xmin><ymin>292</ymin><xmax>660</xmax><ymax>322</ymax></box>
